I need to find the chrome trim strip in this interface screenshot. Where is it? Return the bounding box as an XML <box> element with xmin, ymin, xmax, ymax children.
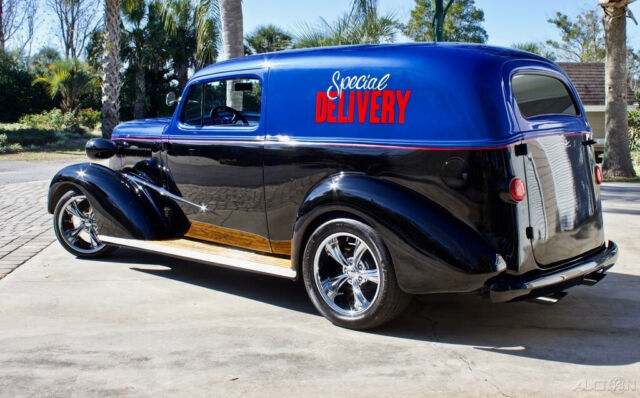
<box><xmin>111</xmin><ymin>131</ymin><xmax>591</xmax><ymax>151</ymax></box>
<box><xmin>122</xmin><ymin>174</ymin><xmax>209</xmax><ymax>212</ymax></box>
<box><xmin>99</xmin><ymin>235</ymin><xmax>297</xmax><ymax>279</ymax></box>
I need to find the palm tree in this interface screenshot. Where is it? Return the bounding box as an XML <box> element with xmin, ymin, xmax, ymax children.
<box><xmin>122</xmin><ymin>0</ymin><xmax>148</xmax><ymax>119</ymax></box>
<box><xmin>219</xmin><ymin>0</ymin><xmax>243</xmax><ymax>60</ymax></box>
<box><xmin>294</xmin><ymin>12</ymin><xmax>397</xmax><ymax>48</ymax></box>
<box><xmin>159</xmin><ymin>0</ymin><xmax>219</xmax><ymax>90</ymax></box>
<box><xmin>32</xmin><ymin>58</ymin><xmax>98</xmax><ymax>114</ymax></box>
<box><xmin>102</xmin><ymin>0</ymin><xmax>121</xmax><ymax>138</ymax></box>
<box><xmin>294</xmin><ymin>0</ymin><xmax>398</xmax><ymax>48</ymax></box>
<box><xmin>219</xmin><ymin>0</ymin><xmax>243</xmax><ymax>109</ymax></box>
<box><xmin>599</xmin><ymin>0</ymin><xmax>636</xmax><ymax>177</ymax></box>
<box><xmin>246</xmin><ymin>24</ymin><xmax>291</xmax><ymax>54</ymax></box>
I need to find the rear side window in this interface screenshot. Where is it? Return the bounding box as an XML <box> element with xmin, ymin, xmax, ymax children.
<box><xmin>512</xmin><ymin>74</ymin><xmax>578</xmax><ymax>118</ymax></box>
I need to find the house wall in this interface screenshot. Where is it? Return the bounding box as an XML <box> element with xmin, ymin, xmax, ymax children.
<box><xmin>586</xmin><ymin>111</ymin><xmax>605</xmax><ymax>140</ymax></box>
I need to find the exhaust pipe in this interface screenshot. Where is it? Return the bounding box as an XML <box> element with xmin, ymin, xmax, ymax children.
<box><xmin>582</xmin><ymin>271</ymin><xmax>606</xmax><ymax>286</ymax></box>
<box><xmin>531</xmin><ymin>291</ymin><xmax>567</xmax><ymax>305</ymax></box>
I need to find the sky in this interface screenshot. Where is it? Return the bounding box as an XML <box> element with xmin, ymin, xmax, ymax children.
<box><xmin>241</xmin><ymin>0</ymin><xmax>640</xmax><ymax>48</ymax></box>
<box><xmin>29</xmin><ymin>0</ymin><xmax>640</xmax><ymax>57</ymax></box>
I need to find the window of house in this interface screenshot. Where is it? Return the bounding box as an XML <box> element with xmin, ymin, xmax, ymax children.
<box><xmin>512</xmin><ymin>74</ymin><xmax>579</xmax><ymax>119</ymax></box>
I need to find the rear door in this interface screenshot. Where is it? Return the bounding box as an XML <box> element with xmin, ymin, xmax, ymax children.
<box><xmin>511</xmin><ymin>72</ymin><xmax>604</xmax><ymax>267</ymax></box>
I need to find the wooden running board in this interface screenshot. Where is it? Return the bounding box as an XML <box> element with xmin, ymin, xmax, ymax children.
<box><xmin>99</xmin><ymin>235</ymin><xmax>296</xmax><ymax>279</ymax></box>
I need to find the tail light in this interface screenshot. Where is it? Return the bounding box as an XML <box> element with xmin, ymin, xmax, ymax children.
<box><xmin>594</xmin><ymin>165</ymin><xmax>603</xmax><ymax>185</ymax></box>
<box><xmin>509</xmin><ymin>178</ymin><xmax>526</xmax><ymax>202</ymax></box>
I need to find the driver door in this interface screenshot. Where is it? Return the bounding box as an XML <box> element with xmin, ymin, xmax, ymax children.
<box><xmin>166</xmin><ymin>72</ymin><xmax>271</xmax><ymax>253</ymax></box>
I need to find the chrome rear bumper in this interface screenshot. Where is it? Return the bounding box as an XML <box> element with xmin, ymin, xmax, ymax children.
<box><xmin>489</xmin><ymin>241</ymin><xmax>618</xmax><ymax>303</ymax></box>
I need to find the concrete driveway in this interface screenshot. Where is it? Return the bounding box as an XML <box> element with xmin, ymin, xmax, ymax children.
<box><xmin>0</xmin><ymin>184</ymin><xmax>638</xmax><ymax>397</ymax></box>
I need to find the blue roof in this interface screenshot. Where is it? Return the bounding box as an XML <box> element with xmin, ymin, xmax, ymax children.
<box><xmin>184</xmin><ymin>43</ymin><xmax>587</xmax><ymax>149</ymax></box>
<box><xmin>193</xmin><ymin>43</ymin><xmax>550</xmax><ymax>79</ymax></box>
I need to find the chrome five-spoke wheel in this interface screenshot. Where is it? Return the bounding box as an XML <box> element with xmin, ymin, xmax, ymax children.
<box><xmin>53</xmin><ymin>190</ymin><xmax>114</xmax><ymax>258</ymax></box>
<box><xmin>314</xmin><ymin>233</ymin><xmax>380</xmax><ymax>315</ymax></box>
<box><xmin>303</xmin><ymin>218</ymin><xmax>409</xmax><ymax>330</ymax></box>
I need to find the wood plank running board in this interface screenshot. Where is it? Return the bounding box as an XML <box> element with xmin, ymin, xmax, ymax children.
<box><xmin>99</xmin><ymin>236</ymin><xmax>296</xmax><ymax>279</ymax></box>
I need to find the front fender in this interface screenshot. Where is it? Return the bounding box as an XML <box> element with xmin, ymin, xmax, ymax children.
<box><xmin>48</xmin><ymin>163</ymin><xmax>189</xmax><ymax>240</ymax></box>
<box><xmin>293</xmin><ymin>174</ymin><xmax>505</xmax><ymax>294</ymax></box>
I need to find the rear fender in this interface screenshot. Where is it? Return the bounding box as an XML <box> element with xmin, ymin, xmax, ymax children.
<box><xmin>48</xmin><ymin>163</ymin><xmax>189</xmax><ymax>240</ymax></box>
<box><xmin>293</xmin><ymin>173</ymin><xmax>505</xmax><ymax>294</ymax></box>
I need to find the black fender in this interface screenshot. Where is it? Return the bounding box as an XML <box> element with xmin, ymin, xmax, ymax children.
<box><xmin>292</xmin><ymin>173</ymin><xmax>506</xmax><ymax>294</ymax></box>
<box><xmin>48</xmin><ymin>162</ymin><xmax>189</xmax><ymax>240</ymax></box>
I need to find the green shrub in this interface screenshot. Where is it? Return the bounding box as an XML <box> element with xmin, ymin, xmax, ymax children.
<box><xmin>18</xmin><ymin>108</ymin><xmax>99</xmax><ymax>133</ymax></box>
<box><xmin>0</xmin><ymin>51</ymin><xmax>56</xmax><ymax>122</ymax></box>
<box><xmin>630</xmin><ymin>109</ymin><xmax>640</xmax><ymax>152</ymax></box>
<box><xmin>75</xmin><ymin>108</ymin><xmax>101</xmax><ymax>129</ymax></box>
<box><xmin>0</xmin><ymin>127</ymin><xmax>58</xmax><ymax>146</ymax></box>
<box><xmin>0</xmin><ymin>133</ymin><xmax>23</xmax><ymax>153</ymax></box>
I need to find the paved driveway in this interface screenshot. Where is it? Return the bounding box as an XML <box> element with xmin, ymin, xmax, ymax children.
<box><xmin>0</xmin><ymin>157</ymin><xmax>99</xmax><ymax>278</ymax></box>
<box><xmin>0</xmin><ymin>183</ymin><xmax>638</xmax><ymax>397</ymax></box>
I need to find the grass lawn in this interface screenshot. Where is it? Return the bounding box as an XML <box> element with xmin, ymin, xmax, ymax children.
<box><xmin>0</xmin><ymin>122</ymin><xmax>100</xmax><ymax>161</ymax></box>
<box><xmin>0</xmin><ymin>149</ymin><xmax>88</xmax><ymax>161</ymax></box>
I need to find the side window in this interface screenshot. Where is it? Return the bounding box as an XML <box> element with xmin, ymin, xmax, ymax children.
<box><xmin>512</xmin><ymin>74</ymin><xmax>579</xmax><ymax>118</ymax></box>
<box><xmin>203</xmin><ymin>78</ymin><xmax>261</xmax><ymax>127</ymax></box>
<box><xmin>181</xmin><ymin>84</ymin><xmax>203</xmax><ymax>125</ymax></box>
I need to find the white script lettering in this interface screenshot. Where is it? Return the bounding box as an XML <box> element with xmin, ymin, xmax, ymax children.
<box><xmin>326</xmin><ymin>71</ymin><xmax>391</xmax><ymax>100</ymax></box>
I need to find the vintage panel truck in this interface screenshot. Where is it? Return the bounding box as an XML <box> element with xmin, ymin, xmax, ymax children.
<box><xmin>48</xmin><ymin>43</ymin><xmax>618</xmax><ymax>329</ymax></box>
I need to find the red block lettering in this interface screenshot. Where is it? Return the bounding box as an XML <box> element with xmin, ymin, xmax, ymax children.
<box><xmin>337</xmin><ymin>92</ymin><xmax>348</xmax><ymax>123</ymax></box>
<box><xmin>381</xmin><ymin>90</ymin><xmax>395</xmax><ymax>123</ymax></box>
<box><xmin>357</xmin><ymin>91</ymin><xmax>370</xmax><ymax>123</ymax></box>
<box><xmin>396</xmin><ymin>90</ymin><xmax>412</xmax><ymax>124</ymax></box>
<box><xmin>369</xmin><ymin>90</ymin><xmax>381</xmax><ymax>124</ymax></box>
<box><xmin>315</xmin><ymin>92</ymin><xmax>327</xmax><ymax>123</ymax></box>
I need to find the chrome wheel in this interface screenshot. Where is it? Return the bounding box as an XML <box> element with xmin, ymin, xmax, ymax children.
<box><xmin>56</xmin><ymin>194</ymin><xmax>105</xmax><ymax>254</ymax></box>
<box><xmin>313</xmin><ymin>232</ymin><xmax>381</xmax><ymax>316</ymax></box>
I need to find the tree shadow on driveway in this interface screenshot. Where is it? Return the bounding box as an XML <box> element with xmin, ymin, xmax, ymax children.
<box><xmin>103</xmin><ymin>248</ymin><xmax>640</xmax><ymax>367</ymax></box>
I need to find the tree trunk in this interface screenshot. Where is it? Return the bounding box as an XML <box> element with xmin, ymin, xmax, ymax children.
<box><xmin>601</xmin><ymin>1</ymin><xmax>636</xmax><ymax>177</ymax></box>
<box><xmin>434</xmin><ymin>0</ymin><xmax>443</xmax><ymax>42</ymax></box>
<box><xmin>101</xmin><ymin>0</ymin><xmax>121</xmax><ymax>138</ymax></box>
<box><xmin>175</xmin><ymin>59</ymin><xmax>189</xmax><ymax>93</ymax></box>
<box><xmin>220</xmin><ymin>0</ymin><xmax>244</xmax><ymax>109</ymax></box>
<box><xmin>433</xmin><ymin>0</ymin><xmax>453</xmax><ymax>42</ymax></box>
<box><xmin>133</xmin><ymin>59</ymin><xmax>145</xmax><ymax>119</ymax></box>
<box><xmin>0</xmin><ymin>0</ymin><xmax>5</xmax><ymax>52</ymax></box>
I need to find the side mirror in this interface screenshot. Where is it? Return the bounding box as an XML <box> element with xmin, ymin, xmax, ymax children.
<box><xmin>86</xmin><ymin>138</ymin><xmax>118</xmax><ymax>160</ymax></box>
<box><xmin>166</xmin><ymin>91</ymin><xmax>177</xmax><ymax>106</ymax></box>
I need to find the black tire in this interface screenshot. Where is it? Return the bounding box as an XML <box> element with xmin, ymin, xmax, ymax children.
<box><xmin>53</xmin><ymin>189</ymin><xmax>116</xmax><ymax>258</ymax></box>
<box><xmin>302</xmin><ymin>218</ymin><xmax>410</xmax><ymax>329</ymax></box>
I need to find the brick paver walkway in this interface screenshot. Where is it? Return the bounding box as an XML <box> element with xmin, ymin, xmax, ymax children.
<box><xmin>0</xmin><ymin>181</ymin><xmax>54</xmax><ymax>279</ymax></box>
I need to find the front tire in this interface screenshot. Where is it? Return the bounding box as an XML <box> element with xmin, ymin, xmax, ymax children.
<box><xmin>302</xmin><ymin>218</ymin><xmax>409</xmax><ymax>329</ymax></box>
<box><xmin>53</xmin><ymin>190</ymin><xmax>115</xmax><ymax>258</ymax></box>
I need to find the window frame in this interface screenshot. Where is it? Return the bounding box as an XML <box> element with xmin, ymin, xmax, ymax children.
<box><xmin>177</xmin><ymin>74</ymin><xmax>264</xmax><ymax>133</ymax></box>
<box><xmin>180</xmin><ymin>83</ymin><xmax>205</xmax><ymax>127</ymax></box>
<box><xmin>510</xmin><ymin>72</ymin><xmax>581</xmax><ymax>120</ymax></box>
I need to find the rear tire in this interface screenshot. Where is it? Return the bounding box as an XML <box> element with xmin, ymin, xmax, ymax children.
<box><xmin>53</xmin><ymin>190</ymin><xmax>115</xmax><ymax>258</ymax></box>
<box><xmin>302</xmin><ymin>218</ymin><xmax>410</xmax><ymax>330</ymax></box>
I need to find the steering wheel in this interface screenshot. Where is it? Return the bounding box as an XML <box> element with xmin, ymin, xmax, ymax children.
<box><xmin>210</xmin><ymin>105</ymin><xmax>249</xmax><ymax>126</ymax></box>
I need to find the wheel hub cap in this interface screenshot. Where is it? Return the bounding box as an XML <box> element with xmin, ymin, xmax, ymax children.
<box><xmin>57</xmin><ymin>194</ymin><xmax>105</xmax><ymax>254</ymax></box>
<box><xmin>313</xmin><ymin>232</ymin><xmax>381</xmax><ymax>316</ymax></box>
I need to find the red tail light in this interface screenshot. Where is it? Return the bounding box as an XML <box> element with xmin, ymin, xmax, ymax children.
<box><xmin>594</xmin><ymin>165</ymin><xmax>603</xmax><ymax>185</ymax></box>
<box><xmin>509</xmin><ymin>178</ymin><xmax>526</xmax><ymax>202</ymax></box>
